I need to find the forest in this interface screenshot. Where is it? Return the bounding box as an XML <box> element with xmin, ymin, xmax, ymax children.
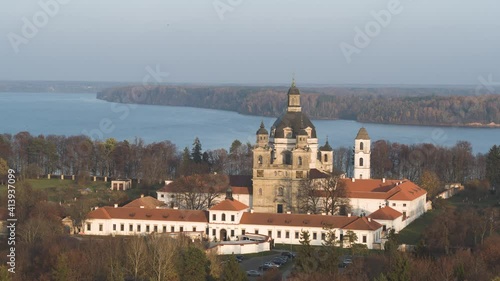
<box><xmin>1</xmin><ymin>132</ymin><xmax>500</xmax><ymax>280</ymax></box>
<box><xmin>97</xmin><ymin>85</ymin><xmax>500</xmax><ymax>127</ymax></box>
<box><xmin>1</xmin><ymin>132</ymin><xmax>499</xmax><ymax>199</ymax></box>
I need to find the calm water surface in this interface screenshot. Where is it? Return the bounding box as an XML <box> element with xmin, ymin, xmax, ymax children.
<box><xmin>0</xmin><ymin>92</ymin><xmax>498</xmax><ymax>153</ymax></box>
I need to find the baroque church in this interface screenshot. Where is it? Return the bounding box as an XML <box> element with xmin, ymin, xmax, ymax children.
<box><xmin>252</xmin><ymin>81</ymin><xmax>372</xmax><ymax>213</ymax></box>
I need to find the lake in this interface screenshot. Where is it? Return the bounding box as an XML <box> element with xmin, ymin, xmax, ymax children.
<box><xmin>0</xmin><ymin>92</ymin><xmax>498</xmax><ymax>154</ymax></box>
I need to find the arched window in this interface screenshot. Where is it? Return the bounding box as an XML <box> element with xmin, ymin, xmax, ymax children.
<box><xmin>298</xmin><ymin>156</ymin><xmax>302</xmax><ymax>166</ymax></box>
<box><xmin>284</xmin><ymin>152</ymin><xmax>292</xmax><ymax>165</ymax></box>
<box><xmin>258</xmin><ymin>155</ymin><xmax>263</xmax><ymax>164</ymax></box>
<box><xmin>359</xmin><ymin>157</ymin><xmax>364</xmax><ymax>167</ymax></box>
<box><xmin>324</xmin><ymin>154</ymin><xmax>328</xmax><ymax>162</ymax></box>
<box><xmin>359</xmin><ymin>174</ymin><xmax>363</xmax><ymax>179</ymax></box>
<box><xmin>258</xmin><ymin>188</ymin><xmax>263</xmax><ymax>196</ymax></box>
<box><xmin>222</xmin><ymin>213</ymin><xmax>226</xmax><ymax>221</ymax></box>
<box><xmin>360</xmin><ymin>142</ymin><xmax>364</xmax><ymax>150</ymax></box>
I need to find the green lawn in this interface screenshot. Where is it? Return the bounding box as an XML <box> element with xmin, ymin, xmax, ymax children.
<box><xmin>398</xmin><ymin>210</ymin><xmax>441</xmax><ymax>245</ymax></box>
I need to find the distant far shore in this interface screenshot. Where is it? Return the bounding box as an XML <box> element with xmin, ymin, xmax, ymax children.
<box><xmin>95</xmin><ymin>84</ymin><xmax>500</xmax><ymax>129</ymax></box>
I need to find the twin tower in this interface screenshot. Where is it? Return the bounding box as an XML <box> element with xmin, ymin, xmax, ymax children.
<box><xmin>252</xmin><ymin>81</ymin><xmax>371</xmax><ymax>213</ymax></box>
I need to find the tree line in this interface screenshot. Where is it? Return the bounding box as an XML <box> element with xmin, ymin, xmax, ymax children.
<box><xmin>1</xmin><ymin>131</ymin><xmax>498</xmax><ymax>201</ymax></box>
<box><xmin>0</xmin><ymin>133</ymin><xmax>252</xmax><ymax>185</ymax></box>
<box><xmin>97</xmin><ymin>85</ymin><xmax>500</xmax><ymax>126</ymax></box>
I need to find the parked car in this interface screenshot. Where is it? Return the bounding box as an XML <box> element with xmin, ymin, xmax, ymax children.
<box><xmin>281</xmin><ymin>251</ymin><xmax>296</xmax><ymax>258</ymax></box>
<box><xmin>236</xmin><ymin>255</ymin><xmax>244</xmax><ymax>263</ymax></box>
<box><xmin>272</xmin><ymin>258</ymin><xmax>286</xmax><ymax>266</ymax></box>
<box><xmin>265</xmin><ymin>261</ymin><xmax>280</xmax><ymax>268</ymax></box>
<box><xmin>258</xmin><ymin>264</ymin><xmax>271</xmax><ymax>271</ymax></box>
<box><xmin>246</xmin><ymin>270</ymin><xmax>261</xmax><ymax>277</ymax></box>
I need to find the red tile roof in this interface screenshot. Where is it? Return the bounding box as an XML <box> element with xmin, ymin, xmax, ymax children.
<box><xmin>157</xmin><ymin>175</ymin><xmax>252</xmax><ymax>195</ymax></box>
<box><xmin>124</xmin><ymin>196</ymin><xmax>166</xmax><ymax>208</ymax></box>
<box><xmin>209</xmin><ymin>199</ymin><xmax>249</xmax><ymax>211</ymax></box>
<box><xmin>239</xmin><ymin>212</ymin><xmax>382</xmax><ymax>231</ymax></box>
<box><xmin>86</xmin><ymin>207</ymin><xmax>208</xmax><ymax>223</ymax></box>
<box><xmin>342</xmin><ymin>179</ymin><xmax>426</xmax><ymax>201</ymax></box>
<box><xmin>367</xmin><ymin>206</ymin><xmax>403</xmax><ymax>220</ymax></box>
<box><xmin>343</xmin><ymin>217</ymin><xmax>383</xmax><ymax>231</ymax></box>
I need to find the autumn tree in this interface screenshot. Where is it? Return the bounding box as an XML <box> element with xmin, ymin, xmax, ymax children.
<box><xmin>220</xmin><ymin>256</ymin><xmax>248</xmax><ymax>281</ymax></box>
<box><xmin>0</xmin><ymin>157</ymin><xmax>7</xmax><ymax>185</ymax></box>
<box><xmin>419</xmin><ymin>170</ymin><xmax>442</xmax><ymax>199</ymax></box>
<box><xmin>486</xmin><ymin>145</ymin><xmax>500</xmax><ymax>188</ymax></box>
<box><xmin>297</xmin><ymin>178</ymin><xmax>323</xmax><ymax>214</ymax></box>
<box><xmin>321</xmin><ymin>175</ymin><xmax>350</xmax><ymax>215</ymax></box>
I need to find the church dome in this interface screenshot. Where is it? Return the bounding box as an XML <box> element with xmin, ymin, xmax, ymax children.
<box><xmin>256</xmin><ymin>121</ymin><xmax>268</xmax><ymax>135</ymax></box>
<box><xmin>298</xmin><ymin>128</ymin><xmax>309</xmax><ymax>136</ymax></box>
<box><xmin>271</xmin><ymin>82</ymin><xmax>317</xmax><ymax>139</ymax></box>
<box><xmin>355</xmin><ymin>127</ymin><xmax>370</xmax><ymax>140</ymax></box>
<box><xmin>320</xmin><ymin>140</ymin><xmax>333</xmax><ymax>151</ymax></box>
<box><xmin>271</xmin><ymin>112</ymin><xmax>316</xmax><ymax>138</ymax></box>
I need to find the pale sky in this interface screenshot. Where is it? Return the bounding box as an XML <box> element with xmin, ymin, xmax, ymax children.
<box><xmin>1</xmin><ymin>0</ymin><xmax>499</xmax><ymax>85</ymax></box>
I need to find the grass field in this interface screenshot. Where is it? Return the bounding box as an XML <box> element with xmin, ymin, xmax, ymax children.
<box><xmin>0</xmin><ymin>178</ymin><xmax>161</xmax><ymax>207</ymax></box>
<box><xmin>397</xmin><ymin>210</ymin><xmax>441</xmax><ymax>245</ymax></box>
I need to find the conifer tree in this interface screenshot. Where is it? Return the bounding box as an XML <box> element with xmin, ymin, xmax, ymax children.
<box><xmin>220</xmin><ymin>256</ymin><xmax>248</xmax><ymax>281</ymax></box>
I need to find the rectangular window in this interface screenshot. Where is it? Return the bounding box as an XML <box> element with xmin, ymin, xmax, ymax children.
<box><xmin>161</xmin><ymin>194</ymin><xmax>164</xmax><ymax>198</ymax></box>
<box><xmin>163</xmin><ymin>225</ymin><xmax>167</xmax><ymax>233</ymax></box>
<box><xmin>277</xmin><ymin>231</ymin><xmax>281</xmax><ymax>238</ymax></box>
<box><xmin>242</xmin><ymin>229</ymin><xmax>246</xmax><ymax>235</ymax></box>
<box><xmin>212</xmin><ymin>214</ymin><xmax>216</xmax><ymax>221</ymax></box>
<box><xmin>212</xmin><ymin>229</ymin><xmax>216</xmax><ymax>236</ymax></box>
<box><xmin>112</xmin><ymin>224</ymin><xmax>116</xmax><ymax>231</ymax></box>
<box><xmin>180</xmin><ymin>226</ymin><xmax>183</xmax><ymax>232</ymax></box>
<box><xmin>313</xmin><ymin>232</ymin><xmax>317</xmax><ymax>240</ymax></box>
<box><xmin>154</xmin><ymin>225</ymin><xmax>158</xmax><ymax>232</ymax></box>
<box><xmin>86</xmin><ymin>223</ymin><xmax>91</xmax><ymax>231</ymax></box>
<box><xmin>363</xmin><ymin>235</ymin><xmax>367</xmax><ymax>243</ymax></box>
<box><xmin>285</xmin><ymin>231</ymin><xmax>290</xmax><ymax>239</ymax></box>
<box><xmin>296</xmin><ymin>171</ymin><xmax>303</xmax><ymax>178</ymax></box>
<box><xmin>231</xmin><ymin>230</ymin><xmax>235</xmax><ymax>237</ymax></box>
<box><xmin>120</xmin><ymin>224</ymin><xmax>124</xmax><ymax>231</ymax></box>
<box><xmin>403</xmin><ymin>203</ymin><xmax>407</xmax><ymax>207</ymax></box>
<box><xmin>193</xmin><ymin>227</ymin><xmax>197</xmax><ymax>232</ymax></box>
<box><xmin>146</xmin><ymin>225</ymin><xmax>150</xmax><ymax>232</ymax></box>
<box><xmin>171</xmin><ymin>226</ymin><xmax>175</xmax><ymax>232</ymax></box>
<box><xmin>321</xmin><ymin>233</ymin><xmax>326</xmax><ymax>240</ymax></box>
<box><xmin>392</xmin><ymin>203</ymin><xmax>396</xmax><ymax>207</ymax></box>
<box><xmin>99</xmin><ymin>224</ymin><xmax>103</xmax><ymax>232</ymax></box>
<box><xmin>231</xmin><ymin>215</ymin><xmax>235</xmax><ymax>222</ymax></box>
<box><xmin>268</xmin><ymin>230</ymin><xmax>272</xmax><ymax>237</ymax></box>
<box><xmin>137</xmin><ymin>224</ymin><xmax>141</xmax><ymax>232</ymax></box>
<box><xmin>257</xmin><ymin>170</ymin><xmax>264</xmax><ymax>177</ymax></box>
<box><xmin>129</xmin><ymin>224</ymin><xmax>133</xmax><ymax>232</ymax></box>
<box><xmin>295</xmin><ymin>232</ymin><xmax>299</xmax><ymax>239</ymax></box>
<box><xmin>255</xmin><ymin>229</ymin><xmax>259</xmax><ymax>234</ymax></box>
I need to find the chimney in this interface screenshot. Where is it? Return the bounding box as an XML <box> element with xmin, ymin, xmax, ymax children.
<box><xmin>173</xmin><ymin>206</ymin><xmax>179</xmax><ymax>210</ymax></box>
<box><xmin>155</xmin><ymin>206</ymin><xmax>160</xmax><ymax>209</ymax></box>
<box><xmin>321</xmin><ymin>212</ymin><xmax>326</xmax><ymax>216</ymax></box>
<box><xmin>382</xmin><ymin>178</ymin><xmax>386</xmax><ymax>183</ymax></box>
<box><xmin>140</xmin><ymin>206</ymin><xmax>145</xmax><ymax>209</ymax></box>
<box><xmin>347</xmin><ymin>213</ymin><xmax>351</xmax><ymax>217</ymax></box>
<box><xmin>141</xmin><ymin>194</ymin><xmax>144</xmax><ymax>198</ymax></box>
<box><xmin>250</xmin><ymin>209</ymin><xmax>254</xmax><ymax>213</ymax></box>
<box><xmin>368</xmin><ymin>217</ymin><xmax>372</xmax><ymax>222</ymax></box>
<box><xmin>286</xmin><ymin>211</ymin><xmax>291</xmax><ymax>214</ymax></box>
<box><xmin>351</xmin><ymin>178</ymin><xmax>355</xmax><ymax>182</ymax></box>
<box><xmin>307</xmin><ymin>212</ymin><xmax>311</xmax><ymax>215</ymax></box>
<box><xmin>94</xmin><ymin>206</ymin><xmax>99</xmax><ymax>210</ymax></box>
<box><xmin>114</xmin><ymin>204</ymin><xmax>118</xmax><ymax>208</ymax></box>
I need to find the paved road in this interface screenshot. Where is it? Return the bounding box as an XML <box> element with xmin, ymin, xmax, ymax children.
<box><xmin>239</xmin><ymin>252</ymin><xmax>290</xmax><ymax>280</ymax></box>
